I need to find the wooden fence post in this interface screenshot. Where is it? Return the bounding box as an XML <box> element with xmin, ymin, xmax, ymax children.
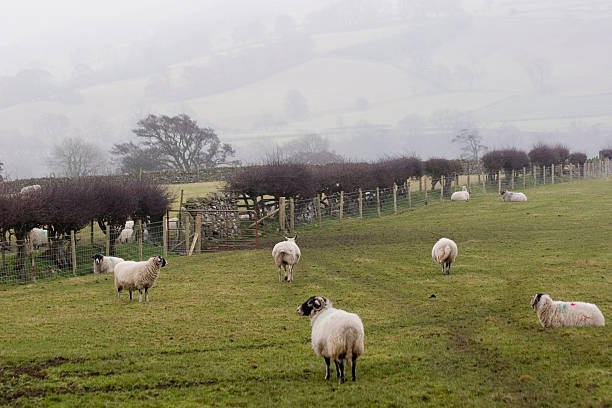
<box><xmin>184</xmin><ymin>212</ymin><xmax>191</xmax><ymax>255</ymax></box>
<box><xmin>279</xmin><ymin>197</ymin><xmax>286</xmax><ymax>232</ymax></box>
<box><xmin>543</xmin><ymin>166</ymin><xmax>546</xmax><ymax>185</ymax></box>
<box><xmin>393</xmin><ymin>183</ymin><xmax>398</xmax><ymax>214</ymax></box>
<box><xmin>71</xmin><ymin>230</ymin><xmax>77</xmax><ymax>277</ymax></box>
<box><xmin>358</xmin><ymin>189</ymin><xmax>363</xmax><ymax>219</ymax></box>
<box><xmin>90</xmin><ymin>220</ymin><xmax>94</xmax><ymax>246</ymax></box>
<box><xmin>419</xmin><ymin>176</ymin><xmax>423</xmax><ymax>191</ymax></box>
<box><xmin>523</xmin><ymin>167</ymin><xmax>526</xmax><ymax>190</ymax></box>
<box><xmin>195</xmin><ymin>215</ymin><xmax>202</xmax><ymax>254</ymax></box>
<box><xmin>339</xmin><ymin>192</ymin><xmax>344</xmax><ymax>222</ymax></box>
<box><xmin>376</xmin><ymin>187</ymin><xmax>381</xmax><ymax>217</ymax></box>
<box><xmin>138</xmin><ymin>219</ymin><xmax>143</xmax><ymax>261</ymax></box>
<box><xmin>533</xmin><ymin>165</ymin><xmax>537</xmax><ymax>186</ymax></box>
<box><xmin>551</xmin><ymin>163</ymin><xmax>555</xmax><ymax>184</ymax></box>
<box><xmin>440</xmin><ymin>176</ymin><xmax>444</xmax><ymax>201</ymax></box>
<box><xmin>498</xmin><ymin>170</ymin><xmax>502</xmax><ymax>194</ymax></box>
<box><xmin>455</xmin><ymin>174</ymin><xmax>459</xmax><ymax>191</ymax></box>
<box><xmin>289</xmin><ymin>198</ymin><xmax>295</xmax><ymax>232</ymax></box>
<box><xmin>105</xmin><ymin>223</ymin><xmax>110</xmax><ymax>256</ymax></box>
<box><xmin>162</xmin><ymin>215</ymin><xmax>168</xmax><ymax>259</ymax></box>
<box><xmin>425</xmin><ymin>184</ymin><xmax>429</xmax><ymax>205</ymax></box>
<box><xmin>569</xmin><ymin>163</ymin><xmax>573</xmax><ymax>182</ymax></box>
<box><xmin>482</xmin><ymin>174</ymin><xmax>486</xmax><ymax>194</ymax></box>
<box><xmin>316</xmin><ymin>195</ymin><xmax>322</xmax><ymax>227</ymax></box>
<box><xmin>29</xmin><ymin>239</ymin><xmax>36</xmax><ymax>281</ymax></box>
<box><xmin>467</xmin><ymin>168</ymin><xmax>471</xmax><ymax>192</ymax></box>
<box><xmin>407</xmin><ymin>181</ymin><xmax>412</xmax><ymax>208</ymax></box>
<box><xmin>511</xmin><ymin>170</ymin><xmax>515</xmax><ymax>190</ymax></box>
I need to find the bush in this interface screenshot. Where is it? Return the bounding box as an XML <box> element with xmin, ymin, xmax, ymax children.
<box><xmin>528</xmin><ymin>144</ymin><xmax>561</xmax><ymax>166</ymax></box>
<box><xmin>423</xmin><ymin>158</ymin><xmax>462</xmax><ymax>191</ymax></box>
<box><xmin>568</xmin><ymin>152</ymin><xmax>587</xmax><ymax>164</ymax></box>
<box><xmin>599</xmin><ymin>149</ymin><xmax>612</xmax><ymax>160</ymax></box>
<box><xmin>553</xmin><ymin>144</ymin><xmax>570</xmax><ymax>163</ymax></box>
<box><xmin>482</xmin><ymin>149</ymin><xmax>529</xmax><ymax>175</ymax></box>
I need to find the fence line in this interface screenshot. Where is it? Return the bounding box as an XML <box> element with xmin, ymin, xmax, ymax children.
<box><xmin>0</xmin><ymin>160</ymin><xmax>609</xmax><ymax>285</ymax></box>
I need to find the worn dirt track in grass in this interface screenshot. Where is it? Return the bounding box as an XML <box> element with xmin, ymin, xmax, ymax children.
<box><xmin>0</xmin><ymin>179</ymin><xmax>610</xmax><ymax>407</ymax></box>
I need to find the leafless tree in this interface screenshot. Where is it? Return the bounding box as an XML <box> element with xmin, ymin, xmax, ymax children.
<box><xmin>452</xmin><ymin>128</ymin><xmax>487</xmax><ymax>170</ymax></box>
<box><xmin>49</xmin><ymin>137</ymin><xmax>107</xmax><ymax>178</ymax></box>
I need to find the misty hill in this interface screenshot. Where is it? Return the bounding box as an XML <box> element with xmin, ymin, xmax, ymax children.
<box><xmin>1</xmin><ymin>1</ymin><xmax>612</xmax><ymax>177</ymax></box>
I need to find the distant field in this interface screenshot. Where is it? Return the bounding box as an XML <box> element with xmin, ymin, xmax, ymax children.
<box><xmin>0</xmin><ymin>179</ymin><xmax>610</xmax><ymax>406</ymax></box>
<box><xmin>165</xmin><ymin>181</ymin><xmax>225</xmax><ymax>208</ymax></box>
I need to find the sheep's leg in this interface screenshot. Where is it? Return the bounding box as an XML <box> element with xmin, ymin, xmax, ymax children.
<box><xmin>324</xmin><ymin>357</ymin><xmax>331</xmax><ymax>380</ymax></box>
<box><xmin>446</xmin><ymin>262</ymin><xmax>451</xmax><ymax>275</ymax></box>
<box><xmin>351</xmin><ymin>355</ymin><xmax>357</xmax><ymax>381</ymax></box>
<box><xmin>336</xmin><ymin>359</ymin><xmax>345</xmax><ymax>384</ymax></box>
<box><xmin>138</xmin><ymin>289</ymin><xmax>143</xmax><ymax>303</ymax></box>
<box><xmin>334</xmin><ymin>360</ymin><xmax>340</xmax><ymax>380</ymax></box>
<box><xmin>145</xmin><ymin>287</ymin><xmax>149</xmax><ymax>302</ymax></box>
<box><xmin>288</xmin><ymin>264</ymin><xmax>293</xmax><ymax>283</ymax></box>
<box><xmin>129</xmin><ymin>290</ymin><xmax>133</xmax><ymax>301</ymax></box>
<box><xmin>283</xmin><ymin>264</ymin><xmax>288</xmax><ymax>281</ymax></box>
<box><xmin>277</xmin><ymin>265</ymin><xmax>282</xmax><ymax>283</ymax></box>
<box><xmin>441</xmin><ymin>264</ymin><xmax>445</xmax><ymax>275</ymax></box>
<box><xmin>117</xmin><ymin>289</ymin><xmax>121</xmax><ymax>302</ymax></box>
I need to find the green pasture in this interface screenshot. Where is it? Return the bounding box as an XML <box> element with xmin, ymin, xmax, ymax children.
<box><xmin>0</xmin><ymin>179</ymin><xmax>610</xmax><ymax>407</ymax></box>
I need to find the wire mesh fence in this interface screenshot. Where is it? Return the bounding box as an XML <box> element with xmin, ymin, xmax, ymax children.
<box><xmin>0</xmin><ymin>160</ymin><xmax>609</xmax><ymax>285</ymax></box>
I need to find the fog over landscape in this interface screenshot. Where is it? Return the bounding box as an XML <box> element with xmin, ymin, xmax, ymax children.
<box><xmin>1</xmin><ymin>0</ymin><xmax>612</xmax><ymax>178</ymax></box>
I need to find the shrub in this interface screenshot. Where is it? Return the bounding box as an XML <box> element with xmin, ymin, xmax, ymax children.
<box><xmin>482</xmin><ymin>149</ymin><xmax>529</xmax><ymax>175</ymax></box>
<box><xmin>528</xmin><ymin>144</ymin><xmax>560</xmax><ymax>166</ymax></box>
<box><xmin>424</xmin><ymin>158</ymin><xmax>462</xmax><ymax>191</ymax></box>
<box><xmin>568</xmin><ymin>152</ymin><xmax>587</xmax><ymax>164</ymax></box>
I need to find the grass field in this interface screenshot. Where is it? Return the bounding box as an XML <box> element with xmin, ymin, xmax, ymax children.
<box><xmin>0</xmin><ymin>179</ymin><xmax>610</xmax><ymax>407</ymax></box>
<box><xmin>165</xmin><ymin>182</ymin><xmax>226</xmax><ymax>208</ymax></box>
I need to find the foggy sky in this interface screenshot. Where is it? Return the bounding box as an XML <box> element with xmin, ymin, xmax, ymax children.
<box><xmin>1</xmin><ymin>0</ymin><xmax>611</xmax><ymax>178</ymax></box>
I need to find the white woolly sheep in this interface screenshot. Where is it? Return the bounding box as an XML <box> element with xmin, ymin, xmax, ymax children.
<box><xmin>297</xmin><ymin>296</ymin><xmax>365</xmax><ymax>384</ymax></box>
<box><xmin>168</xmin><ymin>217</ymin><xmax>179</xmax><ymax>230</ymax></box>
<box><xmin>124</xmin><ymin>220</ymin><xmax>135</xmax><ymax>229</ymax></box>
<box><xmin>114</xmin><ymin>255</ymin><xmax>167</xmax><ymax>302</ymax></box>
<box><xmin>451</xmin><ymin>186</ymin><xmax>470</xmax><ymax>201</ymax></box>
<box><xmin>28</xmin><ymin>228</ymin><xmax>48</xmax><ymax>249</ymax></box>
<box><xmin>116</xmin><ymin>227</ymin><xmax>133</xmax><ymax>244</ymax></box>
<box><xmin>530</xmin><ymin>293</ymin><xmax>605</xmax><ymax>328</ymax></box>
<box><xmin>272</xmin><ymin>235</ymin><xmax>300</xmax><ymax>282</ymax></box>
<box><xmin>500</xmin><ymin>190</ymin><xmax>527</xmax><ymax>202</ymax></box>
<box><xmin>432</xmin><ymin>237</ymin><xmax>458</xmax><ymax>275</ymax></box>
<box><xmin>20</xmin><ymin>184</ymin><xmax>41</xmax><ymax>195</ymax></box>
<box><xmin>92</xmin><ymin>253</ymin><xmax>124</xmax><ymax>274</ymax></box>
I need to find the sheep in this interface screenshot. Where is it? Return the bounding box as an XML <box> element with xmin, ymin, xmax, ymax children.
<box><xmin>92</xmin><ymin>253</ymin><xmax>124</xmax><ymax>274</ymax></box>
<box><xmin>272</xmin><ymin>235</ymin><xmax>300</xmax><ymax>282</ymax></box>
<box><xmin>113</xmin><ymin>255</ymin><xmax>167</xmax><ymax>302</ymax></box>
<box><xmin>450</xmin><ymin>185</ymin><xmax>470</xmax><ymax>201</ymax></box>
<box><xmin>116</xmin><ymin>227</ymin><xmax>133</xmax><ymax>244</ymax></box>
<box><xmin>28</xmin><ymin>228</ymin><xmax>48</xmax><ymax>249</ymax></box>
<box><xmin>297</xmin><ymin>296</ymin><xmax>364</xmax><ymax>384</ymax></box>
<box><xmin>432</xmin><ymin>238</ymin><xmax>458</xmax><ymax>275</ymax></box>
<box><xmin>20</xmin><ymin>184</ymin><xmax>41</xmax><ymax>195</ymax></box>
<box><xmin>124</xmin><ymin>220</ymin><xmax>135</xmax><ymax>229</ymax></box>
<box><xmin>168</xmin><ymin>217</ymin><xmax>179</xmax><ymax>231</ymax></box>
<box><xmin>530</xmin><ymin>293</ymin><xmax>605</xmax><ymax>328</ymax></box>
<box><xmin>500</xmin><ymin>190</ymin><xmax>527</xmax><ymax>202</ymax></box>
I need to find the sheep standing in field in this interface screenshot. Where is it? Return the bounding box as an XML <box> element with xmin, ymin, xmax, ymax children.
<box><xmin>272</xmin><ymin>235</ymin><xmax>300</xmax><ymax>282</ymax></box>
<box><xmin>20</xmin><ymin>184</ymin><xmax>41</xmax><ymax>195</ymax></box>
<box><xmin>297</xmin><ymin>296</ymin><xmax>364</xmax><ymax>384</ymax></box>
<box><xmin>500</xmin><ymin>190</ymin><xmax>527</xmax><ymax>202</ymax></box>
<box><xmin>124</xmin><ymin>220</ymin><xmax>135</xmax><ymax>229</ymax></box>
<box><xmin>116</xmin><ymin>227</ymin><xmax>133</xmax><ymax>244</ymax></box>
<box><xmin>530</xmin><ymin>293</ymin><xmax>605</xmax><ymax>328</ymax></box>
<box><xmin>114</xmin><ymin>255</ymin><xmax>167</xmax><ymax>302</ymax></box>
<box><xmin>451</xmin><ymin>185</ymin><xmax>470</xmax><ymax>201</ymax></box>
<box><xmin>432</xmin><ymin>238</ymin><xmax>458</xmax><ymax>275</ymax></box>
<box><xmin>92</xmin><ymin>254</ymin><xmax>124</xmax><ymax>274</ymax></box>
<box><xmin>28</xmin><ymin>228</ymin><xmax>48</xmax><ymax>249</ymax></box>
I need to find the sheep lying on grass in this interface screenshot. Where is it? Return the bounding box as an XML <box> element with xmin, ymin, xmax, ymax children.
<box><xmin>500</xmin><ymin>190</ymin><xmax>527</xmax><ymax>202</ymax></box>
<box><xmin>114</xmin><ymin>256</ymin><xmax>167</xmax><ymax>302</ymax></box>
<box><xmin>530</xmin><ymin>293</ymin><xmax>605</xmax><ymax>327</ymax></box>
<box><xmin>272</xmin><ymin>235</ymin><xmax>300</xmax><ymax>283</ymax></box>
<box><xmin>20</xmin><ymin>184</ymin><xmax>41</xmax><ymax>195</ymax></box>
<box><xmin>432</xmin><ymin>238</ymin><xmax>458</xmax><ymax>275</ymax></box>
<box><xmin>92</xmin><ymin>254</ymin><xmax>124</xmax><ymax>274</ymax></box>
<box><xmin>297</xmin><ymin>296</ymin><xmax>364</xmax><ymax>384</ymax></box>
<box><xmin>451</xmin><ymin>186</ymin><xmax>470</xmax><ymax>201</ymax></box>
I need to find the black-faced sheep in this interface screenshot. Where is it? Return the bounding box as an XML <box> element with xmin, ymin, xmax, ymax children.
<box><xmin>272</xmin><ymin>235</ymin><xmax>300</xmax><ymax>282</ymax></box>
<box><xmin>530</xmin><ymin>293</ymin><xmax>605</xmax><ymax>327</ymax></box>
<box><xmin>92</xmin><ymin>254</ymin><xmax>124</xmax><ymax>274</ymax></box>
<box><xmin>500</xmin><ymin>190</ymin><xmax>527</xmax><ymax>202</ymax></box>
<box><xmin>113</xmin><ymin>256</ymin><xmax>167</xmax><ymax>302</ymax></box>
<box><xmin>297</xmin><ymin>296</ymin><xmax>364</xmax><ymax>384</ymax></box>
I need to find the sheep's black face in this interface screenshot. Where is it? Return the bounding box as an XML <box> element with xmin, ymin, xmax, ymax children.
<box><xmin>531</xmin><ymin>293</ymin><xmax>544</xmax><ymax>309</ymax></box>
<box><xmin>500</xmin><ymin>190</ymin><xmax>506</xmax><ymax>196</ymax></box>
<box><xmin>156</xmin><ymin>256</ymin><xmax>167</xmax><ymax>267</ymax></box>
<box><xmin>93</xmin><ymin>254</ymin><xmax>103</xmax><ymax>264</ymax></box>
<box><xmin>297</xmin><ymin>296</ymin><xmax>326</xmax><ymax>316</ymax></box>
